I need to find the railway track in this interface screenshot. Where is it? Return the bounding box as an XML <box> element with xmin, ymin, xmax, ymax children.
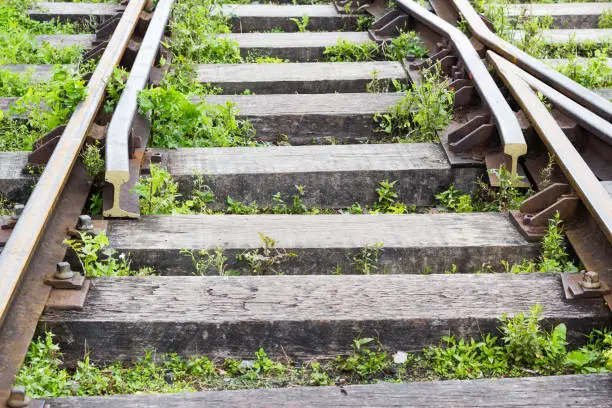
<box><xmin>0</xmin><ymin>0</ymin><xmax>611</xmax><ymax>406</ymax></box>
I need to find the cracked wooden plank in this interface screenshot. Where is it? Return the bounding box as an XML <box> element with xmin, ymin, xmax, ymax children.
<box><xmin>40</xmin><ymin>274</ymin><xmax>610</xmax><ymax>364</ymax></box>
<box><xmin>102</xmin><ymin>213</ymin><xmax>538</xmax><ymax>275</ymax></box>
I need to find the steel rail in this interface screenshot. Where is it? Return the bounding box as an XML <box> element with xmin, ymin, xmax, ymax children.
<box><xmin>451</xmin><ymin>0</ymin><xmax>612</xmax><ymax>122</ymax></box>
<box><xmin>104</xmin><ymin>0</ymin><xmax>175</xmax><ymax>218</ymax></box>
<box><xmin>0</xmin><ymin>0</ymin><xmax>147</xmax><ymax>375</ymax></box>
<box><xmin>488</xmin><ymin>51</ymin><xmax>612</xmax><ymax>246</ymax></box>
<box><xmin>511</xmin><ymin>67</ymin><xmax>612</xmax><ymax>148</ymax></box>
<box><xmin>396</xmin><ymin>0</ymin><xmax>527</xmax><ymax>176</ymax></box>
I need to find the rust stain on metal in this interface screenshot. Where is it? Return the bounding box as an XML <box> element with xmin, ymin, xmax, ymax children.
<box><xmin>45</xmin><ymin>280</ymin><xmax>91</xmax><ymax>311</ymax></box>
<box><xmin>0</xmin><ymin>165</ymin><xmax>91</xmax><ymax>405</ymax></box>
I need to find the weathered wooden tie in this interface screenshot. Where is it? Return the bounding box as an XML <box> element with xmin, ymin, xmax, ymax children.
<box><xmin>222</xmin><ymin>4</ymin><xmax>358</xmax><ymax>32</ymax></box>
<box><xmin>35</xmin><ymin>34</ymin><xmax>97</xmax><ymax>48</ymax></box>
<box><xmin>40</xmin><ymin>274</ymin><xmax>609</xmax><ymax>364</ymax></box>
<box><xmin>0</xmin><ymin>152</ymin><xmax>36</xmax><ymax>205</ymax></box>
<box><xmin>504</xmin><ymin>3</ymin><xmax>612</xmax><ymax>29</ymax></box>
<box><xmin>510</xmin><ymin>28</ymin><xmax>612</xmax><ymax>44</ymax></box>
<box><xmin>199</xmin><ymin>92</ymin><xmax>404</xmax><ymax>142</ymax></box>
<box><xmin>45</xmin><ymin>374</ymin><xmax>612</xmax><ymax>408</ymax></box>
<box><xmin>149</xmin><ymin>143</ymin><xmax>482</xmax><ymax>209</ymax></box>
<box><xmin>28</xmin><ymin>2</ymin><xmax>122</xmax><ymax>23</ymax></box>
<box><xmin>99</xmin><ymin>213</ymin><xmax>537</xmax><ymax>275</ymax></box>
<box><xmin>218</xmin><ymin>31</ymin><xmax>373</xmax><ymax>61</ymax></box>
<box><xmin>195</xmin><ymin>61</ymin><xmax>406</xmax><ymax>94</ymax></box>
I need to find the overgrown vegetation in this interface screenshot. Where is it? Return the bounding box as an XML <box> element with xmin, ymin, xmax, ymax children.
<box><xmin>0</xmin><ymin>0</ymin><xmax>86</xmax><ymax>65</ymax></box>
<box><xmin>135</xmin><ymin>167</ymin><xmax>420</xmax><ymax>216</ymax></box>
<box><xmin>555</xmin><ymin>50</ymin><xmax>612</xmax><ymax>89</ymax></box>
<box><xmin>322</xmin><ymin>30</ymin><xmax>427</xmax><ymax>63</ymax></box>
<box><xmin>323</xmin><ymin>38</ymin><xmax>380</xmax><ymax>62</ymax></box>
<box><xmin>374</xmin><ymin>63</ymin><xmax>454</xmax><ymax>142</ymax></box>
<box><xmin>382</xmin><ymin>31</ymin><xmax>428</xmax><ymax>62</ymax></box>
<box><xmin>17</xmin><ymin>307</ymin><xmax>611</xmax><ymax>397</ymax></box>
<box><xmin>80</xmin><ymin>142</ymin><xmax>105</xmax><ymax>180</ymax></box>
<box><xmin>64</xmin><ymin>231</ymin><xmax>154</xmax><ymax>277</ymax></box>
<box><xmin>476</xmin><ymin>0</ymin><xmax>612</xmax><ymax>61</ymax></box>
<box><xmin>435</xmin><ymin>165</ymin><xmax>529</xmax><ymax>214</ymax></box>
<box><xmin>0</xmin><ymin>66</ymin><xmax>88</xmax><ymax>151</ymax></box>
<box><xmin>137</xmin><ymin>87</ymin><xmax>256</xmax><ymax>148</ymax></box>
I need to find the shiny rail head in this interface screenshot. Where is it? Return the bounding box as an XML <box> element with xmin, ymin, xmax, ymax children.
<box><xmin>104</xmin><ymin>0</ymin><xmax>175</xmax><ymax>219</ymax></box>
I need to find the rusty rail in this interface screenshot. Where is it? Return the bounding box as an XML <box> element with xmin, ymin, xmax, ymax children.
<box><xmin>488</xmin><ymin>51</ymin><xmax>612</xmax><ymax>246</ymax></box>
<box><xmin>396</xmin><ymin>0</ymin><xmax>527</xmax><ymax>177</ymax></box>
<box><xmin>451</xmin><ymin>0</ymin><xmax>612</xmax><ymax>122</ymax></box>
<box><xmin>0</xmin><ymin>0</ymin><xmax>148</xmax><ymax>403</ymax></box>
<box><xmin>104</xmin><ymin>0</ymin><xmax>174</xmax><ymax>218</ymax></box>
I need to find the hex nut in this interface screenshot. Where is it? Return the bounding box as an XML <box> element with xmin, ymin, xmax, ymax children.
<box><xmin>77</xmin><ymin>214</ymin><xmax>94</xmax><ymax>232</ymax></box>
<box><xmin>581</xmin><ymin>270</ymin><xmax>601</xmax><ymax>289</ymax></box>
<box><xmin>55</xmin><ymin>261</ymin><xmax>75</xmax><ymax>280</ymax></box>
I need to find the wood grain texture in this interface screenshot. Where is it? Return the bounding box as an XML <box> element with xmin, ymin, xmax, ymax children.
<box><xmin>222</xmin><ymin>4</ymin><xmax>357</xmax><ymax>32</ymax></box>
<box><xmin>200</xmin><ymin>93</ymin><xmax>404</xmax><ymax>142</ymax></box>
<box><xmin>155</xmin><ymin>143</ymin><xmax>481</xmax><ymax>208</ymax></box>
<box><xmin>35</xmin><ymin>34</ymin><xmax>96</xmax><ymax>48</ymax></box>
<box><xmin>195</xmin><ymin>61</ymin><xmax>406</xmax><ymax>94</ymax></box>
<box><xmin>46</xmin><ymin>374</ymin><xmax>612</xmax><ymax>408</ymax></box>
<box><xmin>219</xmin><ymin>32</ymin><xmax>372</xmax><ymax>61</ymax></box>
<box><xmin>0</xmin><ymin>152</ymin><xmax>36</xmax><ymax>203</ymax></box>
<box><xmin>509</xmin><ymin>29</ymin><xmax>612</xmax><ymax>44</ymax></box>
<box><xmin>504</xmin><ymin>3</ymin><xmax>612</xmax><ymax>28</ymax></box>
<box><xmin>40</xmin><ymin>274</ymin><xmax>610</xmax><ymax>364</ymax></box>
<box><xmin>105</xmin><ymin>213</ymin><xmax>537</xmax><ymax>275</ymax></box>
<box><xmin>29</xmin><ymin>2</ymin><xmax>121</xmax><ymax>22</ymax></box>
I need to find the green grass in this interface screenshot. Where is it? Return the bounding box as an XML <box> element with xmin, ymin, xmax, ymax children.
<box><xmin>17</xmin><ymin>307</ymin><xmax>612</xmax><ymax>397</ymax></box>
<box><xmin>0</xmin><ymin>0</ymin><xmax>88</xmax><ymax>65</ymax></box>
<box><xmin>0</xmin><ymin>65</ymin><xmax>88</xmax><ymax>151</ymax></box>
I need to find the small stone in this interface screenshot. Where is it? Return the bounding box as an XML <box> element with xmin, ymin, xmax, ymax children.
<box><xmin>393</xmin><ymin>351</ymin><xmax>408</xmax><ymax>364</ymax></box>
<box><xmin>239</xmin><ymin>360</ymin><xmax>254</xmax><ymax>369</ymax></box>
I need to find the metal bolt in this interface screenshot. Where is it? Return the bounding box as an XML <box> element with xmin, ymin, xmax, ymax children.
<box><xmin>55</xmin><ymin>261</ymin><xmax>74</xmax><ymax>280</ymax></box>
<box><xmin>581</xmin><ymin>270</ymin><xmax>601</xmax><ymax>289</ymax></box>
<box><xmin>151</xmin><ymin>152</ymin><xmax>162</xmax><ymax>164</ymax></box>
<box><xmin>11</xmin><ymin>204</ymin><xmax>25</xmax><ymax>220</ymax></box>
<box><xmin>7</xmin><ymin>386</ymin><xmax>30</xmax><ymax>408</ymax></box>
<box><xmin>77</xmin><ymin>215</ymin><xmax>94</xmax><ymax>232</ymax></box>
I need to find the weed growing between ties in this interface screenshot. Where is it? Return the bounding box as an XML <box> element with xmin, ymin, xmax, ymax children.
<box><xmin>0</xmin><ymin>66</ymin><xmax>88</xmax><ymax>151</ymax></box>
<box><xmin>456</xmin><ymin>212</ymin><xmax>579</xmax><ymax>274</ymax></box>
<box><xmin>236</xmin><ymin>233</ymin><xmax>298</xmax><ymax>275</ymax></box>
<box><xmin>17</xmin><ymin>306</ymin><xmax>612</xmax><ymax>397</ymax></box>
<box><xmin>555</xmin><ymin>50</ymin><xmax>612</xmax><ymax>89</ymax></box>
<box><xmin>0</xmin><ymin>0</ymin><xmax>87</xmax><ymax>65</ymax></box>
<box><xmin>137</xmin><ymin>87</ymin><xmax>256</xmax><ymax>148</ymax></box>
<box><xmin>435</xmin><ymin>165</ymin><xmax>530</xmax><ymax>214</ymax></box>
<box><xmin>476</xmin><ymin>0</ymin><xmax>612</xmax><ymax>63</ymax></box>
<box><xmin>374</xmin><ymin>63</ymin><xmax>454</xmax><ymax>142</ymax></box>
<box><xmin>63</xmin><ymin>231</ymin><xmax>154</xmax><ymax>277</ymax></box>
<box><xmin>134</xmin><ymin>167</ymin><xmax>419</xmax><ymax>216</ymax></box>
<box><xmin>322</xmin><ymin>30</ymin><xmax>427</xmax><ymax>63</ymax></box>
